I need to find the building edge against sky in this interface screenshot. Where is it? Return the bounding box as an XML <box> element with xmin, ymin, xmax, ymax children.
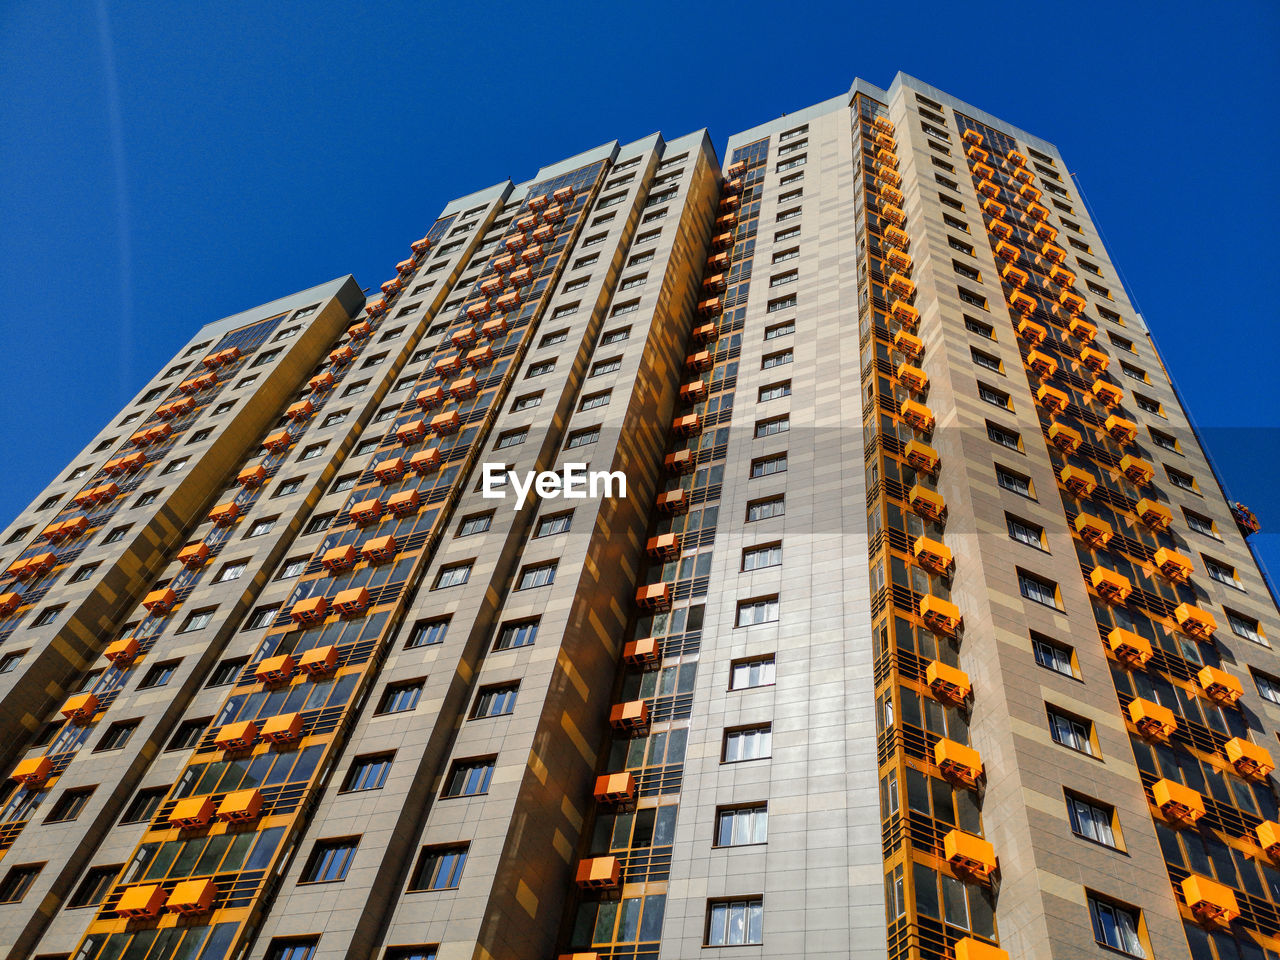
<box><xmin>0</xmin><ymin>71</ymin><xmax>1274</xmax><ymax>960</ymax></box>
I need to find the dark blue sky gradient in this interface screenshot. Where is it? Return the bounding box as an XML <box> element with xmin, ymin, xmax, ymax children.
<box><xmin>2</xmin><ymin>1</ymin><xmax>1278</xmax><ymax>583</ymax></box>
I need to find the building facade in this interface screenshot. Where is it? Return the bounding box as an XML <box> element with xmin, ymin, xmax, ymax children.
<box><xmin>0</xmin><ymin>73</ymin><xmax>1275</xmax><ymax>960</ymax></box>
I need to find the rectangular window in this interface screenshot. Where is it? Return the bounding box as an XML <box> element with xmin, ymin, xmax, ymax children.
<box><xmin>265</xmin><ymin>939</ymin><xmax>318</xmax><ymax>960</ymax></box>
<box><xmin>1134</xmin><ymin>394</ymin><xmax>1162</xmax><ymax>416</ymax></box>
<box><xmin>1007</xmin><ymin>516</ymin><xmax>1044</xmax><ymax>549</ymax></box>
<box><xmin>0</xmin><ymin>651</ymin><xmax>23</xmax><ymax>673</ymax></box>
<box><xmin>512</xmin><ymin>392</ymin><xmax>542</xmax><ymax>412</ymax></box>
<box><xmin>517</xmin><ymin>561</ymin><xmax>557</xmax><ymax>590</ymax></box>
<box><xmin>949</xmin><ymin>237</ymin><xmax>975</xmax><ymax>255</ymax></box>
<box><xmin>706</xmin><ymin>897</ymin><xmax>764</xmax><ymax>946</ymax></box>
<box><xmin>754</xmin><ymin>415</ymin><xmax>789</xmax><ymax>439</ymax></box>
<box><xmin>96</xmin><ymin>720</ymin><xmax>139</xmax><ymax>752</ymax></box>
<box><xmin>539</xmin><ymin>329</ymin><xmax>569</xmax><ymax>347</ymax></box>
<box><xmin>971</xmin><ymin>348</ymin><xmax>1002</xmax><ymax>373</ymax></box>
<box><xmin>766</xmin><ymin>295</ymin><xmax>796</xmax><ymax>314</ymax></box>
<box><xmin>495</xmin><ymin>619</ymin><xmax>538</xmax><ymax>650</ymax></box>
<box><xmin>527</xmin><ymin>360</ymin><xmax>556</xmax><ymax>378</ymax></box>
<box><xmin>750</xmin><ymin>454</ymin><xmax>787</xmax><ymax>479</ymax></box>
<box><xmin>601</xmin><ymin>326</ymin><xmax>631</xmax><ymax>345</ymax></box>
<box><xmin>1088</xmin><ymin>895</ymin><xmax>1144</xmax><ymax>956</ymax></box>
<box><xmin>1166</xmin><ymin>468</ymin><xmax>1195</xmax><ymax>491</ymax></box>
<box><xmin>996</xmin><ymin>466</ymin><xmax>1032</xmax><ymax>498</ymax></box>
<box><xmin>723</xmin><ymin>726</ymin><xmax>772</xmax><ymax>762</ymax></box>
<box><xmin>1183</xmin><ymin>510</ymin><xmax>1216</xmax><ymax>538</ymax></box>
<box><xmin>566</xmin><ymin>427</ymin><xmax>599</xmax><ymax>449</ymax></box>
<box><xmin>987</xmin><ymin>422</ymin><xmax>1020</xmax><ymax>451</ymax></box>
<box><xmin>1227</xmin><ymin>610</ymin><xmax>1264</xmax><ymax>644</ymax></box>
<box><xmin>957</xmin><ymin>287</ymin><xmax>986</xmax><ymax>308</ymax></box>
<box><xmin>978</xmin><ymin>383</ymin><xmax>1010</xmax><ymax>408</ymax></box>
<box><xmin>0</xmin><ymin>864</ymin><xmax>43</xmax><ymax>903</ymax></box>
<box><xmin>119</xmin><ymin>787</ymin><xmax>167</xmax><ymax>824</ymax></box>
<box><xmin>772</xmin><ymin>247</ymin><xmax>799</xmax><ymax>265</ymax></box>
<box><xmin>167</xmin><ymin>718</ymin><xmax>209</xmax><ymax>751</ymax></box>
<box><xmin>457</xmin><ymin>513</ymin><xmax>493</xmax><ymax>537</ymax></box>
<box><xmin>736</xmin><ymin>596</ymin><xmax>779</xmax><ymax>627</ymax></box>
<box><xmin>406</xmin><ymin>618</ymin><xmax>449</xmax><ymax>649</ymax></box>
<box><xmin>495</xmin><ymin>429</ymin><xmax>526</xmax><ymax>450</ymax></box>
<box><xmin>939</xmin><ymin>194</ymin><xmax>964</xmax><ymax>211</ymax></box>
<box><xmin>1149</xmin><ymin>429</ymin><xmax>1177</xmax><ymax>452</ymax></box>
<box><xmin>769</xmin><ymin>270</ymin><xmax>798</xmax><ymax>288</ymax></box>
<box><xmin>564</xmin><ymin>276</ymin><xmax>590</xmax><ymax>292</ymax></box>
<box><xmin>715</xmin><ymin>805</ymin><xmax>768</xmax><ymax>847</ymax></box>
<box><xmin>1067</xmin><ymin>794</ymin><xmax>1118</xmax><ymax>848</ymax></box>
<box><xmin>408</xmin><ymin>844</ymin><xmax>469</xmax><ymax>891</ymax></box>
<box><xmin>1253</xmin><ymin>670</ymin><xmax>1280</xmax><ymax>704</ymax></box>
<box><xmin>45</xmin><ymin>786</ymin><xmax>95</xmax><ymax>823</ymax></box>
<box><xmin>207</xmin><ymin>657</ymin><xmax>247</xmax><ymax>687</ymax></box>
<box><xmin>1048</xmin><ymin>707</ymin><xmax>1094</xmax><ymax>755</ymax></box>
<box><xmin>590</xmin><ymin>358</ymin><xmax>622</xmax><ymax>377</ymax></box>
<box><xmin>178</xmin><ymin>608</ymin><xmax>214</xmax><ymax>633</ymax></box>
<box><xmin>775</xmin><ymin>226</ymin><xmax>801</xmax><ymax>242</ymax></box>
<box><xmin>943</xmin><ymin>213</ymin><xmax>969</xmax><ymax>233</ymax></box>
<box><xmin>747</xmin><ymin>496</ymin><xmax>784</xmax><ymax>522</ymax></box>
<box><xmin>535</xmin><ymin>512</ymin><xmax>572</xmax><ymax>537</ymax></box>
<box><xmin>762</xmin><ymin>349</ymin><xmax>793</xmax><ymax>370</ymax></box>
<box><xmin>377</xmin><ymin>679</ymin><xmax>424</xmax><ymax>714</ymax></box>
<box><xmin>214</xmin><ymin>560</ymin><xmax>248</xmax><ymax>583</ymax></box>
<box><xmin>579</xmin><ymin>390</ymin><xmax>610</xmax><ymax>411</ymax></box>
<box><xmin>31</xmin><ymin>606</ymin><xmax>64</xmax><ymax>628</ymax></box>
<box><xmin>730</xmin><ymin>655</ymin><xmax>776</xmax><ymax>688</ymax></box>
<box><xmin>68</xmin><ymin>865</ymin><xmax>120</xmax><ymax>909</ymax></box>
<box><xmin>965</xmin><ymin>316</ymin><xmax>993</xmax><ymax>338</ymax></box>
<box><xmin>758</xmin><ymin>381</ymin><xmax>791</xmax><ymax>402</ymax></box>
<box><xmin>342</xmin><ymin>753</ymin><xmax>395</xmax><ymax>792</ymax></box>
<box><xmin>1032</xmin><ymin>634</ymin><xmax>1075</xmax><ymax>678</ymax></box>
<box><xmin>1205</xmin><ymin>557</ymin><xmax>1240</xmax><ymax>589</ymax></box>
<box><xmin>472</xmin><ymin>683</ymin><xmax>519</xmax><ymax>719</ymax></box>
<box><xmin>1018</xmin><ymin>570</ymin><xmax>1059</xmax><ymax>608</ymax></box>
<box><xmin>300</xmin><ymin>838</ymin><xmax>359</xmax><ymax>884</ymax></box>
<box><xmin>442</xmin><ymin>758</ymin><xmax>495</xmax><ymax>797</ymax></box>
<box><xmin>276</xmin><ymin>556</ymin><xmax>308</xmax><ymax>578</ymax></box>
<box><xmin>140</xmin><ymin>660</ymin><xmax>179</xmax><ymax>688</ymax></box>
<box><xmin>764</xmin><ymin>320</ymin><xmax>795</xmax><ymax>340</ymax></box>
<box><xmin>434</xmin><ymin>563</ymin><xmax>472</xmax><ymax>589</ymax></box>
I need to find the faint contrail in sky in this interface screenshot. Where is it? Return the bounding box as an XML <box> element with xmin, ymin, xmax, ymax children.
<box><xmin>94</xmin><ymin>0</ymin><xmax>134</xmax><ymax>395</ymax></box>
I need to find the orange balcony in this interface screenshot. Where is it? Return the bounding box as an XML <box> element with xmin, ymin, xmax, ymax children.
<box><xmin>261</xmin><ymin>712</ymin><xmax>303</xmax><ymax>744</ymax></box>
<box><xmin>1026</xmin><ymin>349</ymin><xmax>1057</xmax><ymax>378</ymax></box>
<box><xmin>0</xmin><ymin>591</ymin><xmax>19</xmax><ymax>617</ymax></box>
<box><xmin>237</xmin><ymin>464</ymin><xmax>267</xmax><ymax>488</ymax></box>
<box><xmin>142</xmin><ymin>587</ymin><xmax>177</xmax><ymax>615</ymax></box>
<box><xmin>1135</xmin><ymin>498</ymin><xmax>1172</xmax><ymax>530</ymax></box>
<box><xmin>882</xmin><ymin>205</ymin><xmax>907</xmax><ymax>227</ymax></box>
<box><xmin>299</xmin><ymin>645</ymin><xmax>338</xmax><ymax>677</ymax></box>
<box><xmin>908</xmin><ymin>484</ymin><xmax>946</xmax><ymax>522</ymax></box>
<box><xmin>873</xmin><ymin>115</ymin><xmax>895</xmax><ymax>135</ymax></box>
<box><xmin>415</xmin><ymin>386</ymin><xmax>445</xmax><ymax>411</ymax></box>
<box><xmin>989</xmin><ymin>219</ymin><xmax>1013</xmax><ymax>240</ymax></box>
<box><xmin>926</xmin><ymin>660</ymin><xmax>971</xmax><ymax>704</ymax></box>
<box><xmin>387</xmin><ymin>490</ymin><xmax>419</xmax><ymax>516</ymax></box>
<box><xmin>889</xmin><ymin>301</ymin><xmax>919</xmax><ymax>328</ymax></box>
<box><xmin>530</xmin><ymin>225</ymin><xmax>555</xmax><ymax>245</ymax></box>
<box><xmin>981</xmin><ymin>198</ymin><xmax>1007</xmax><ymax>220</ymax></box>
<box><xmin>1183</xmin><ymin>875</ymin><xmax>1239</xmax><ymax>925</ymax></box>
<box><xmin>698</xmin><ymin>296</ymin><xmax>723</xmax><ymax>316</ymax></box>
<box><xmin>665</xmin><ymin>449</ymin><xmax>695</xmax><ymax>475</ymax></box>
<box><xmin>1258</xmin><ymin>821</ymin><xmax>1280</xmax><ymax>857</ymax></box>
<box><xmin>216</xmin><ymin>788</ymin><xmax>263</xmax><ymax>823</ymax></box>
<box><xmin>900</xmin><ymin>399</ymin><xmax>934</xmax><ymax>433</ymax></box>
<box><xmin>450</xmin><ymin>326</ymin><xmax>478</xmax><ymax>349</ymax></box>
<box><xmin>722</xmin><ymin>176</ymin><xmax>744</xmax><ymax>194</ymax></box>
<box><xmin>897</xmin><ymin>363</ymin><xmax>928</xmax><ymax>394</ymax></box>
<box><xmin>48</xmin><ymin>516</ymin><xmax>88</xmax><ymax>542</ymax></box>
<box><xmin>1090</xmin><ymin>567</ymin><xmax>1132</xmax><ymax>604</ymax></box>
<box><xmin>169</xmin><ymin>796</ymin><xmax>215</xmax><ymax>830</ymax></box>
<box><xmin>1068</xmin><ymin>318</ymin><xmax>1098</xmax><ymax>343</ymax></box>
<box><xmin>887</xmin><ymin>273</ymin><xmax>916</xmax><ymax>299</ymax></box>
<box><xmin>527</xmin><ymin>192</ymin><xmax>549</xmax><ymax>211</ymax></box>
<box><xmin>262</xmin><ymin>430</ymin><xmax>292</xmax><ymax>453</ymax></box>
<box><xmin>214</xmin><ymin>720</ymin><xmax>258</xmax><ymax>752</ymax></box>
<box><xmin>361</xmin><ymin>534</ymin><xmax>398</xmax><ymax>564</ymax></box>
<box><xmin>994</xmin><ymin>240</ymin><xmax>1019</xmax><ymax>262</ymax></box>
<box><xmin>1013</xmin><ymin>167</ymin><xmax>1034</xmax><ymax>184</ymax></box>
<box><xmin>178</xmin><ymin>373</ymin><xmax>216</xmax><ymax>394</ymax></box>
<box><xmin>962</xmin><ymin>130</ymin><xmax>983</xmax><ymax>146</ymax></box>
<box><xmin>348</xmin><ymin>320</ymin><xmax>373</xmax><ymax>340</ymax></box>
<box><xmin>1005</xmin><ymin>290</ymin><xmax>1038</xmax><ymax>317</ymax></box>
<box><xmin>1001</xmin><ymin>265</ymin><xmax>1029</xmax><ymax>288</ymax></box>
<box><xmin>11</xmin><ymin>552</ymin><xmax>52</xmax><ymax>580</ymax></box>
<box><xmin>893</xmin><ymin>330</ymin><xmax>923</xmax><ymax>358</ymax></box>
<box><xmin>920</xmin><ymin>596</ymin><xmax>961</xmax><ymax>636</ymax></box>
<box><xmin>1073</xmin><ymin>513</ymin><xmax>1113</xmax><ymax>547</ymax></box>
<box><xmin>707</xmin><ymin>251</ymin><xmax>731</xmax><ymax>271</ymax></box>
<box><xmin>594</xmin><ymin>772</ymin><xmax>636</xmax><ymax>805</ymax></box>
<box><xmin>434</xmin><ymin>354</ymin><xmax>462</xmax><ymax>377</ymax></box>
<box><xmin>116</xmin><ymin>884</ymin><xmax>165</xmax><ymax>919</ymax></box>
<box><xmin>1032</xmin><ymin>221</ymin><xmax>1057</xmax><ymax>242</ymax></box>
<box><xmin>876</xmin><ymin>149</ymin><xmax>898</xmax><ymax>169</ymax></box>
<box><xmin>203</xmin><ymin>346</ymin><xmax>240</xmax><ymax>368</ymax></box>
<box><xmin>1153</xmin><ymin>778</ymin><xmax>1204</xmax><ymax>826</ymax></box>
<box><xmin>965</xmin><ymin>143</ymin><xmax>989</xmax><ymax>162</ymax></box>
<box><xmin>430</xmin><ymin>411</ymin><xmax>460</xmax><ymax>436</ymax></box>
<box><xmin>409</xmin><ymin>447</ymin><xmax>442</xmax><ymax>473</ymax></box>
<box><xmin>481</xmin><ymin>316</ymin><xmax>508</xmax><ymax>340</ymax></box>
<box><xmin>935</xmin><ymin>738</ymin><xmax>983</xmax><ymax>786</ymax></box>
<box><xmin>286</xmin><ymin>399</ymin><xmax>314</xmax><ymax>422</ymax></box>
<box><xmin>680</xmin><ymin>379</ymin><xmax>707</xmax><ymax>403</ymax></box>
<box><xmin>912</xmin><ymin>536</ymin><xmax>952</xmax><ymax>574</ymax></box>
<box><xmin>104</xmin><ymin>636</ymin><xmax>139</xmax><ymax>666</ymax></box>
<box><xmin>1128</xmin><ymin>697</ymin><xmax>1177</xmax><ymax>741</ymax></box>
<box><xmin>449</xmin><ymin>375</ymin><xmax>479</xmax><ymax>400</ymax></box>
<box><xmin>635</xmin><ymin>582</ymin><xmax>672</xmax><ymax>611</ymax></box>
<box><xmin>308</xmin><ymin>371</ymin><xmax>335</xmax><ymax>392</ymax></box>
<box><xmin>1039</xmin><ymin>386</ymin><xmax>1070</xmax><ymax>414</ymax></box>
<box><xmin>328</xmin><ymin>345</ymin><xmax>355</xmax><ymax>366</ymax></box>
<box><xmin>254</xmin><ymin>654</ymin><xmax>295</xmax><ymax>685</ymax></box>
<box><xmin>321</xmin><ymin>544</ymin><xmax>356</xmax><ymax>572</ymax></box>
<box><xmin>514</xmin><ymin>214</ymin><xmax>538</xmax><ymax>233</ymax></box>
<box><xmin>623</xmin><ymin>637</ymin><xmax>661</xmax><ymax>666</ymax></box>
<box><xmin>166</xmin><ymin>880</ymin><xmax>216</xmax><ymax>916</ymax></box>
<box><xmin>290</xmin><ymin>596</ymin><xmax>328</xmax><ymax>625</ymax></box>
<box><xmin>553</xmin><ymin>184</ymin><xmax>576</xmax><ymax>204</ymax></box>
<box><xmin>885</xmin><ymin>248</ymin><xmax>911</xmax><ymax>272</ymax></box>
<box><xmin>334</xmin><ymin>586</ymin><xmax>370</xmax><ymax>617</ymax></box>
<box><xmin>1107</xmin><ymin>627</ymin><xmax>1152</xmax><ymax>667</ymax></box>
<box><xmin>61</xmin><ymin>693</ymin><xmax>99</xmax><ymax>724</ymax></box>
<box><xmin>1119</xmin><ymin>454</ymin><xmax>1153</xmax><ymax>485</ymax></box>
<box><xmin>1006</xmin><ymin>149</ymin><xmax>1027</xmax><ymax>167</ymax></box>
<box><xmin>955</xmin><ymin>940</ymin><xmax>1008</xmax><ymax>960</ymax></box>
<box><xmin>575</xmin><ymin>856</ymin><xmax>621</xmax><ymax>890</ymax></box>
<box><xmin>1198</xmin><ymin>666</ymin><xmax>1243</xmax><ymax>706</ymax></box>
<box><xmin>208</xmin><ymin>501</ymin><xmax>240</xmax><ymax>527</ymax></box>
<box><xmin>349</xmin><ymin>498</ymin><xmax>383</xmax><ymax>526</ymax></box>
<box><xmin>1092</xmin><ymin>381</ymin><xmax>1123</xmax><ymax>407</ymax></box>
<box><xmin>465</xmin><ymin>299</ymin><xmax>492</xmax><ymax>322</ymax></box>
<box><xmin>686</xmin><ymin>350</ymin><xmax>713</xmax><ymax>372</ymax></box>
<box><xmin>1058</xmin><ymin>290</ymin><xmax>1086</xmax><ymax>314</ymax></box>
<box><xmin>374</xmin><ymin>456</ymin><xmax>406</xmax><ymax>484</ymax></box>
<box><xmin>364</xmin><ymin>298</ymin><xmax>386</xmax><ymax>318</ymax></box>
<box><xmin>1153</xmin><ymin>547</ymin><xmax>1194</xmax><ymax>583</ymax></box>
<box><xmin>380</xmin><ymin>278</ymin><xmax>403</xmax><ymax>297</ymax></box>
<box><xmin>1104</xmin><ymin>414</ymin><xmax>1137</xmax><ymax>444</ymax></box>
<box><xmin>397</xmin><ymin>419</ymin><xmax>427</xmax><ymax>444</ymax></box>
<box><xmin>647</xmin><ymin>533</ymin><xmax>681</xmax><ymax>561</ymax></box>
<box><xmin>971</xmin><ymin>161</ymin><xmax>995</xmax><ymax>180</ymax></box>
<box><xmin>874</xmin><ymin>131</ymin><xmax>897</xmax><ymax>151</ymax></box>
<box><xmin>157</xmin><ymin>396</ymin><xmax>195</xmax><ymax>419</ymax></box>
<box><xmin>503</xmin><ymin>234</ymin><xmax>527</xmax><ymax>253</ymax></box>
<box><xmin>905</xmin><ymin>439</ymin><xmax>940</xmax><ymax>474</ymax></box>
<box><xmin>509</xmin><ymin>266</ymin><xmax>534</xmax><ymax>288</ymax></box>
<box><xmin>883</xmin><ymin>225</ymin><xmax>909</xmax><ymax>248</ymax></box>
<box><xmin>1015</xmin><ymin>324</ymin><xmax>1052</xmax><ymax>355</ymax></box>
<box><xmin>702</xmin><ymin>272</ymin><xmax>727</xmax><ymax>294</ymax></box>
<box><xmin>543</xmin><ymin>203</ymin><xmax>566</xmax><ymax>223</ymax></box>
<box><xmin>104</xmin><ymin>451</ymin><xmax>146</xmax><ymax>474</ymax></box>
<box><xmin>976</xmin><ymin>179</ymin><xmax>1000</xmax><ymax>199</ymax></box>
<box><xmin>610</xmin><ymin>700</ymin><xmax>650</xmax><ymax>732</ymax></box>
<box><xmin>945</xmin><ymin>829</ymin><xmax>997</xmax><ymax>882</ymax></box>
<box><xmin>711</xmin><ymin>231</ymin><xmax>734</xmax><ymax>249</ymax></box>
<box><xmin>879</xmin><ymin>186</ymin><xmax>905</xmax><ymax>207</ymax></box>
<box><xmin>1048</xmin><ymin>422</ymin><xmax>1082</xmax><ymax>454</ymax></box>
<box><xmin>1176</xmin><ymin>603</ymin><xmax>1217</xmax><ymax>640</ymax></box>
<box><xmin>1227</xmin><ymin>738</ymin><xmax>1274</xmax><ymax>780</ymax></box>
<box><xmin>1026</xmin><ymin>202</ymin><xmax>1050</xmax><ymax>221</ymax></box>
<box><xmin>672</xmin><ymin>414</ymin><xmax>702</xmax><ymax>438</ymax></box>
<box><xmin>1048</xmin><ymin>265</ymin><xmax>1075</xmax><ymax>288</ymax></box>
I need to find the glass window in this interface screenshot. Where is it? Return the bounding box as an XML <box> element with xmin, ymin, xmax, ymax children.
<box><xmin>742</xmin><ymin>543</ymin><xmax>782</xmax><ymax>570</ymax></box>
<box><xmin>535</xmin><ymin>512</ymin><xmax>572</xmax><ymax>537</ymax></box>
<box><xmin>434</xmin><ymin>563</ymin><xmax>472</xmax><ymax>589</ymax></box>
<box><xmin>442</xmin><ymin>758</ymin><xmax>495</xmax><ymax>797</ymax></box>
<box><xmin>1048</xmin><ymin>708</ymin><xmax>1094</xmax><ymax>755</ymax></box>
<box><xmin>1032</xmin><ymin>635</ymin><xmax>1074</xmax><ymax>678</ymax></box>
<box><xmin>458</xmin><ymin>513</ymin><xmax>493</xmax><ymax>536</ymax></box>
<box><xmin>408</xmin><ymin>845</ymin><xmax>468</xmax><ymax>891</ymax></box>
<box><xmin>1067</xmin><ymin>795</ymin><xmax>1117</xmax><ymax>848</ymax></box>
<box><xmin>495</xmin><ymin>619</ymin><xmax>538</xmax><ymax>650</ymax></box>
<box><xmin>715</xmin><ymin>806</ymin><xmax>768</xmax><ymax>847</ymax></box>
<box><xmin>730</xmin><ymin>656</ymin><xmax>776</xmax><ymax>689</ymax></box>
<box><xmin>1088</xmin><ymin>895</ymin><xmax>1144</xmax><ymax>957</ymax></box>
<box><xmin>517</xmin><ymin>562</ymin><xmax>557</xmax><ymax>590</ymax></box>
<box><xmin>472</xmin><ymin>683</ymin><xmax>519</xmax><ymax>719</ymax></box>
<box><xmin>377</xmin><ymin>680</ymin><xmax>424</xmax><ymax>714</ymax></box>
<box><xmin>706</xmin><ymin>897</ymin><xmax>764</xmax><ymax>945</ymax></box>
<box><xmin>736</xmin><ymin>597</ymin><xmax>779</xmax><ymax>626</ymax></box>
<box><xmin>342</xmin><ymin>753</ymin><xmax>394</xmax><ymax>792</ymax></box>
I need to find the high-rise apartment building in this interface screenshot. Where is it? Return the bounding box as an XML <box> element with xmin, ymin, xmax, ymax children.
<box><xmin>0</xmin><ymin>72</ymin><xmax>1274</xmax><ymax>960</ymax></box>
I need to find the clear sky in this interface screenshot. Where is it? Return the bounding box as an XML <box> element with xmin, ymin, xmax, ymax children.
<box><xmin>2</xmin><ymin>0</ymin><xmax>1278</xmax><ymax>583</ymax></box>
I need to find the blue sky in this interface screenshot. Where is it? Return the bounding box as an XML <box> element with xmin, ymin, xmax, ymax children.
<box><xmin>2</xmin><ymin>0</ymin><xmax>1278</xmax><ymax>582</ymax></box>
